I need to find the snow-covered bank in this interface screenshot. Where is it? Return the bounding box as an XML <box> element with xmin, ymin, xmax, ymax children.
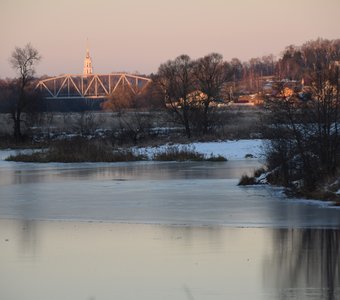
<box><xmin>0</xmin><ymin>139</ymin><xmax>265</xmax><ymax>163</ymax></box>
<box><xmin>0</xmin><ymin>149</ymin><xmax>39</xmax><ymax>161</ymax></box>
<box><xmin>135</xmin><ymin>139</ymin><xmax>265</xmax><ymax>161</ymax></box>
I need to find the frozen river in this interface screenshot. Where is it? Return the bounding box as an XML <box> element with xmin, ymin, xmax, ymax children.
<box><xmin>0</xmin><ymin>151</ymin><xmax>340</xmax><ymax>300</ymax></box>
<box><xmin>0</xmin><ymin>158</ymin><xmax>339</xmax><ymax>227</ymax></box>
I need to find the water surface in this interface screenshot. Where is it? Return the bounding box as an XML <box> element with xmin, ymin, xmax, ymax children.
<box><xmin>1</xmin><ymin>220</ymin><xmax>339</xmax><ymax>300</ymax></box>
<box><xmin>0</xmin><ymin>156</ymin><xmax>340</xmax><ymax>300</ymax></box>
<box><xmin>0</xmin><ymin>160</ymin><xmax>339</xmax><ymax>227</ymax></box>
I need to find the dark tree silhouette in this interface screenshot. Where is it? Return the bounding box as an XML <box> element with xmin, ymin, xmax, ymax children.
<box><xmin>193</xmin><ymin>53</ymin><xmax>231</xmax><ymax>134</ymax></box>
<box><xmin>156</xmin><ymin>55</ymin><xmax>195</xmax><ymax>138</ymax></box>
<box><xmin>9</xmin><ymin>43</ymin><xmax>41</xmax><ymax>141</ymax></box>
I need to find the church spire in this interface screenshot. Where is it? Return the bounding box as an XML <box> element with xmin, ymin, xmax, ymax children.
<box><xmin>83</xmin><ymin>41</ymin><xmax>93</xmax><ymax>75</ymax></box>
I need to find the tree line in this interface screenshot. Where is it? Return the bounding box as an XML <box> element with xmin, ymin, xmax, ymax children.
<box><xmin>1</xmin><ymin>38</ymin><xmax>340</xmax><ymax>145</ymax></box>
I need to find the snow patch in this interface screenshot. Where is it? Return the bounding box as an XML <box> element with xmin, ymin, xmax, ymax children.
<box><xmin>136</xmin><ymin>139</ymin><xmax>265</xmax><ymax>161</ymax></box>
<box><xmin>256</xmin><ymin>172</ymin><xmax>269</xmax><ymax>184</ymax></box>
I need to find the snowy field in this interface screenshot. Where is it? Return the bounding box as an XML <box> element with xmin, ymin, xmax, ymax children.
<box><xmin>136</xmin><ymin>139</ymin><xmax>266</xmax><ymax>161</ymax></box>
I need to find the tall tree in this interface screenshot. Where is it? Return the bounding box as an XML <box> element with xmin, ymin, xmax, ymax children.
<box><xmin>193</xmin><ymin>53</ymin><xmax>231</xmax><ymax>134</ymax></box>
<box><xmin>156</xmin><ymin>55</ymin><xmax>195</xmax><ymax>138</ymax></box>
<box><xmin>10</xmin><ymin>43</ymin><xmax>41</xmax><ymax>140</ymax></box>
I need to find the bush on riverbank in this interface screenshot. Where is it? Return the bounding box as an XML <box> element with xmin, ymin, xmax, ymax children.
<box><xmin>238</xmin><ymin>167</ymin><xmax>267</xmax><ymax>186</ymax></box>
<box><xmin>238</xmin><ymin>174</ymin><xmax>256</xmax><ymax>185</ymax></box>
<box><xmin>238</xmin><ymin>165</ymin><xmax>340</xmax><ymax>205</ymax></box>
<box><xmin>152</xmin><ymin>146</ymin><xmax>205</xmax><ymax>161</ymax></box>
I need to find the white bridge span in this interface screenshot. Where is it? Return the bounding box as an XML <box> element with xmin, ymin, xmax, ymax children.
<box><xmin>36</xmin><ymin>73</ymin><xmax>152</xmax><ymax>100</ymax></box>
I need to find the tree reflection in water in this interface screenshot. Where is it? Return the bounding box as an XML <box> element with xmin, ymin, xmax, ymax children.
<box><xmin>265</xmin><ymin>229</ymin><xmax>340</xmax><ymax>300</ymax></box>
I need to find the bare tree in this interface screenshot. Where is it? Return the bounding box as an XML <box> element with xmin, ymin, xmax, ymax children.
<box><xmin>9</xmin><ymin>43</ymin><xmax>41</xmax><ymax>141</ymax></box>
<box><xmin>193</xmin><ymin>53</ymin><xmax>231</xmax><ymax>134</ymax></box>
<box><xmin>156</xmin><ymin>55</ymin><xmax>195</xmax><ymax>138</ymax></box>
<box><xmin>309</xmin><ymin>63</ymin><xmax>340</xmax><ymax>175</ymax></box>
<box><xmin>265</xmin><ymin>63</ymin><xmax>340</xmax><ymax>192</ymax></box>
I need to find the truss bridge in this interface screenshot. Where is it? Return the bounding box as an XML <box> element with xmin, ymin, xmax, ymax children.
<box><xmin>36</xmin><ymin>73</ymin><xmax>152</xmax><ymax>100</ymax></box>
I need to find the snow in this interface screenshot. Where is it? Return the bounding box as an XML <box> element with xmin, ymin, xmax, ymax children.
<box><xmin>0</xmin><ymin>149</ymin><xmax>37</xmax><ymax>161</ymax></box>
<box><xmin>136</xmin><ymin>139</ymin><xmax>265</xmax><ymax>161</ymax></box>
<box><xmin>192</xmin><ymin>140</ymin><xmax>264</xmax><ymax>160</ymax></box>
<box><xmin>256</xmin><ymin>172</ymin><xmax>269</xmax><ymax>184</ymax></box>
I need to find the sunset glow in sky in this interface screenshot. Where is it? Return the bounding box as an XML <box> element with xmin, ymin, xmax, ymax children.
<box><xmin>1</xmin><ymin>0</ymin><xmax>340</xmax><ymax>78</ymax></box>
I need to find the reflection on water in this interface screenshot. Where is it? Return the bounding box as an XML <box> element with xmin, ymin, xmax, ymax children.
<box><xmin>265</xmin><ymin>229</ymin><xmax>340</xmax><ymax>300</ymax></box>
<box><xmin>1</xmin><ymin>220</ymin><xmax>340</xmax><ymax>300</ymax></box>
<box><xmin>0</xmin><ymin>160</ymin><xmax>262</xmax><ymax>185</ymax></box>
<box><xmin>1</xmin><ymin>158</ymin><xmax>340</xmax><ymax>299</ymax></box>
<box><xmin>18</xmin><ymin>219</ymin><xmax>39</xmax><ymax>259</ymax></box>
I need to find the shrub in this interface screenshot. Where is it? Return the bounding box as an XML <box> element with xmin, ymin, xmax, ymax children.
<box><xmin>238</xmin><ymin>174</ymin><xmax>256</xmax><ymax>185</ymax></box>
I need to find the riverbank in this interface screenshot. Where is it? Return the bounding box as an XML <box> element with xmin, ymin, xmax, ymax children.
<box><xmin>239</xmin><ymin>167</ymin><xmax>340</xmax><ymax>207</ymax></box>
<box><xmin>3</xmin><ymin>139</ymin><xmax>264</xmax><ymax>163</ymax></box>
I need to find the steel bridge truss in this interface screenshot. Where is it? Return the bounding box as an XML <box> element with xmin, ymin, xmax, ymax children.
<box><xmin>36</xmin><ymin>73</ymin><xmax>152</xmax><ymax>99</ymax></box>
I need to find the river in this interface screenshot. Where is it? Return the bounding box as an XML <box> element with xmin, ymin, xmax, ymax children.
<box><xmin>0</xmin><ymin>154</ymin><xmax>339</xmax><ymax>300</ymax></box>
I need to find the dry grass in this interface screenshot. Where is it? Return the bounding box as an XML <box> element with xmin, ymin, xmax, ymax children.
<box><xmin>152</xmin><ymin>146</ymin><xmax>205</xmax><ymax>161</ymax></box>
<box><xmin>6</xmin><ymin>138</ymin><xmax>146</xmax><ymax>163</ymax></box>
<box><xmin>0</xmin><ymin>107</ymin><xmax>266</xmax><ymax>148</ymax></box>
<box><xmin>152</xmin><ymin>146</ymin><xmax>227</xmax><ymax>162</ymax></box>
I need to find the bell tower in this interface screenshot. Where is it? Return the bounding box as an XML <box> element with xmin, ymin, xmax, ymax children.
<box><xmin>83</xmin><ymin>43</ymin><xmax>93</xmax><ymax>75</ymax></box>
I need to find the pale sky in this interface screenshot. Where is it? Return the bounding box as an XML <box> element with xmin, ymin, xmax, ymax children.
<box><xmin>1</xmin><ymin>0</ymin><xmax>340</xmax><ymax>78</ymax></box>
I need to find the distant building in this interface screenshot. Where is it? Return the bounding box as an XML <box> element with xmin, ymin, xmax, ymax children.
<box><xmin>83</xmin><ymin>48</ymin><xmax>93</xmax><ymax>75</ymax></box>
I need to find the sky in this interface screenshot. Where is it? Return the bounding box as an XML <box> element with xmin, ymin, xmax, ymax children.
<box><xmin>1</xmin><ymin>0</ymin><xmax>340</xmax><ymax>78</ymax></box>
